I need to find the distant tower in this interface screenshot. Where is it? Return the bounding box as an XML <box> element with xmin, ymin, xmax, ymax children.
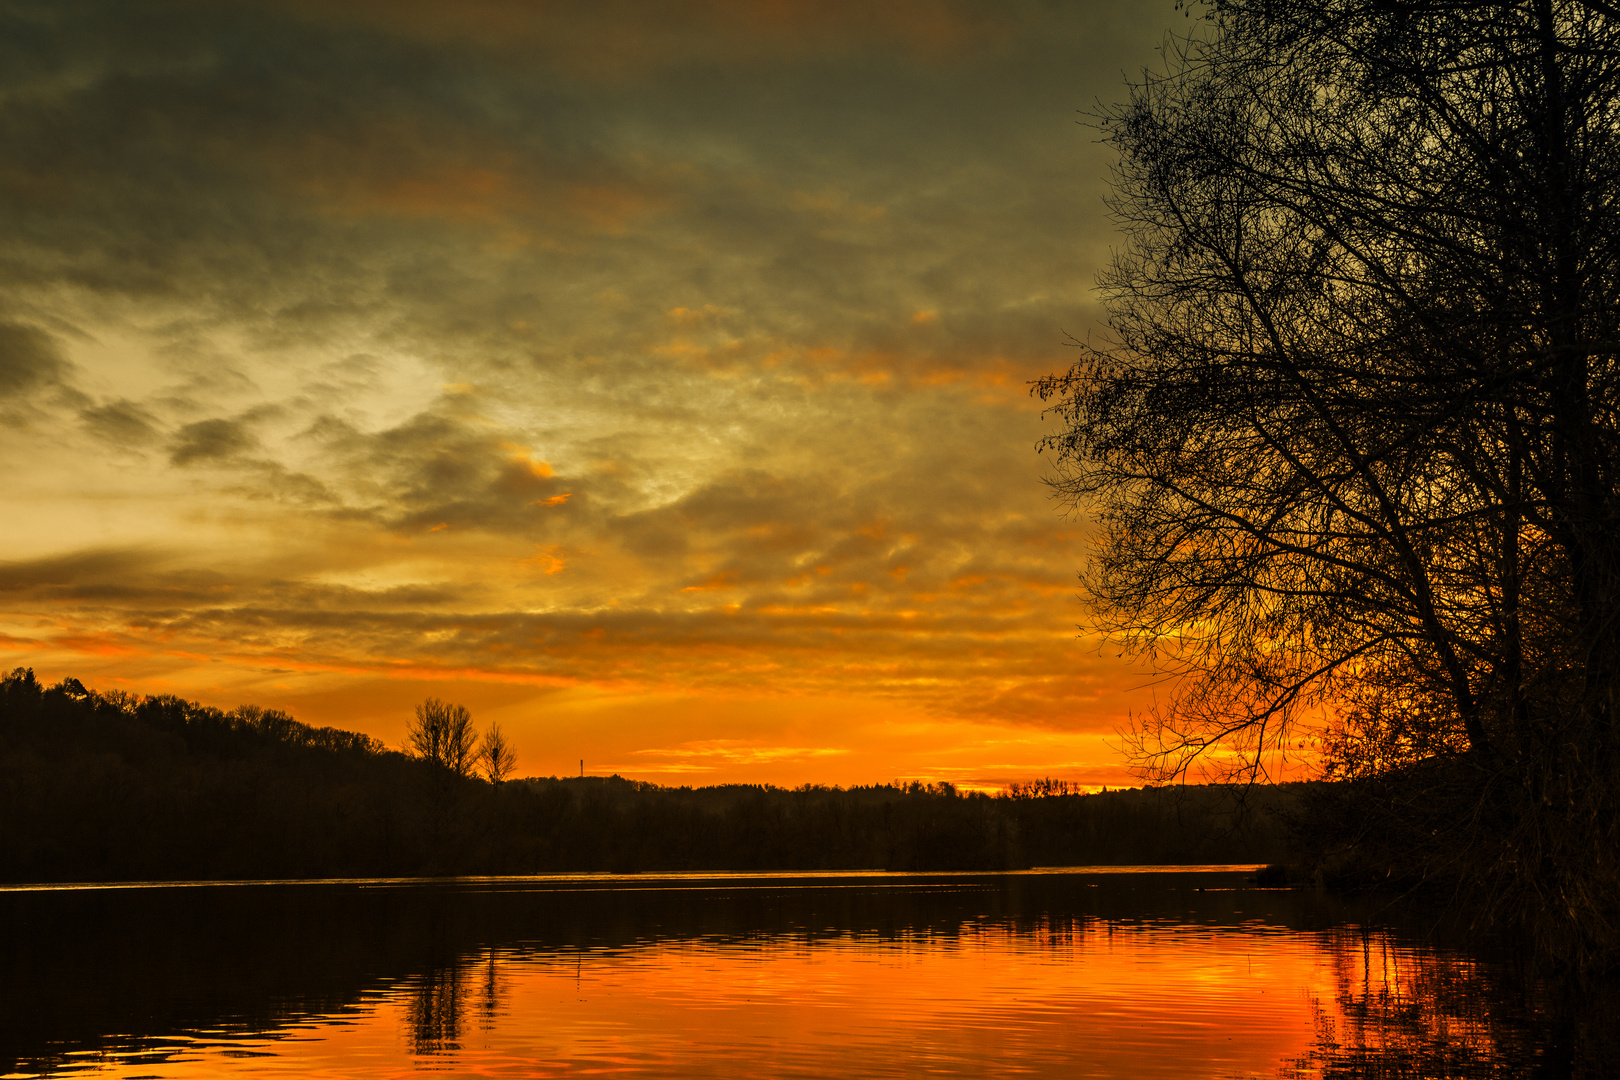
<box><xmin>580</xmin><ymin>758</ymin><xmax>584</xmax><ymax>778</ymax></box>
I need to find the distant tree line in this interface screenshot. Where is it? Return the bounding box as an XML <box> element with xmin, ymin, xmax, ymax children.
<box><xmin>0</xmin><ymin>670</ymin><xmax>1294</xmax><ymax>882</ymax></box>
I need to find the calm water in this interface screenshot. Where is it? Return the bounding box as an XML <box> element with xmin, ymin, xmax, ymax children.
<box><xmin>0</xmin><ymin>868</ymin><xmax>1611</xmax><ymax>1079</ymax></box>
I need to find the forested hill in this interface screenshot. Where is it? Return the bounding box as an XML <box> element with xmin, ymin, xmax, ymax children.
<box><xmin>0</xmin><ymin>669</ymin><xmax>1300</xmax><ymax>882</ymax></box>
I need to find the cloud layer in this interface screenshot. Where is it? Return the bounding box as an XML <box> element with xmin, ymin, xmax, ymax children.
<box><xmin>0</xmin><ymin>0</ymin><xmax>1177</xmax><ymax>787</ymax></box>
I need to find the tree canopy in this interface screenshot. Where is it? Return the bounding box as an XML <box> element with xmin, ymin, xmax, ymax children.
<box><xmin>1039</xmin><ymin>0</ymin><xmax>1620</xmax><ymax>966</ymax></box>
<box><xmin>408</xmin><ymin>697</ymin><xmax>478</xmax><ymax>779</ymax></box>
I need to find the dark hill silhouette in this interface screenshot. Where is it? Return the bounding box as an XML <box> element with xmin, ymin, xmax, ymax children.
<box><xmin>0</xmin><ymin>669</ymin><xmax>1296</xmax><ymax>881</ymax></box>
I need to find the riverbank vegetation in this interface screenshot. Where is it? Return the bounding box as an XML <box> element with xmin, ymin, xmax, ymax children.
<box><xmin>1038</xmin><ymin>0</ymin><xmax>1620</xmax><ymax>970</ymax></box>
<box><xmin>0</xmin><ymin>669</ymin><xmax>1292</xmax><ymax>882</ymax></box>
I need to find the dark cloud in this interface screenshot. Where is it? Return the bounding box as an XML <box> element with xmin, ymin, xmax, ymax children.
<box><xmin>301</xmin><ymin>408</ymin><xmax>578</xmax><ymax>532</ymax></box>
<box><xmin>233</xmin><ymin>461</ymin><xmax>340</xmax><ymax>507</ymax></box>
<box><xmin>0</xmin><ymin>321</ymin><xmax>67</xmax><ymax>394</ymax></box>
<box><xmin>170</xmin><ymin>417</ymin><xmax>261</xmax><ymax>465</ymax></box>
<box><xmin>0</xmin><ymin>0</ymin><xmax>1145</xmax><ymax>366</ymax></box>
<box><xmin>0</xmin><ymin>547</ymin><xmax>164</xmax><ymax>593</ymax></box>
<box><xmin>614</xmin><ymin>470</ymin><xmax>831</xmax><ymax>567</ymax></box>
<box><xmin>80</xmin><ymin>398</ymin><xmax>160</xmax><ymax>445</ymax></box>
<box><xmin>270</xmin><ymin>0</ymin><xmax>1022</xmax><ymax>73</ymax></box>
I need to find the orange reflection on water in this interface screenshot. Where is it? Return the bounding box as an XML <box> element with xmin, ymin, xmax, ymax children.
<box><xmin>121</xmin><ymin>920</ymin><xmax>1346</xmax><ymax>1079</ymax></box>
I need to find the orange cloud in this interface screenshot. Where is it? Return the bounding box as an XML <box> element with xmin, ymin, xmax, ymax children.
<box><xmin>500</xmin><ymin>443</ymin><xmax>555</xmax><ymax>478</ymax></box>
<box><xmin>524</xmin><ymin>546</ymin><xmax>568</xmax><ymax>574</ymax></box>
<box><xmin>667</xmin><ymin>304</ymin><xmax>725</xmax><ymax>326</ymax></box>
<box><xmin>45</xmin><ymin>634</ymin><xmax>142</xmax><ymax>658</ymax></box>
<box><xmin>627</xmin><ymin>739</ymin><xmax>849</xmax><ymax>772</ymax></box>
<box><xmin>361</xmin><ymin>165</ymin><xmax>516</xmax><ymax>222</ymax></box>
<box><xmin>251</xmin><ymin>124</ymin><xmax>667</xmax><ymax>235</ymax></box>
<box><xmin>682</xmin><ymin>571</ymin><xmax>740</xmax><ymax>593</ymax></box>
<box><xmin>568</xmin><ymin>183</ymin><xmax>660</xmax><ymax>233</ymax></box>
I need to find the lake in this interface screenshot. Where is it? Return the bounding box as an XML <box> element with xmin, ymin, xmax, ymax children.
<box><xmin>0</xmin><ymin>868</ymin><xmax>1610</xmax><ymax>1078</ymax></box>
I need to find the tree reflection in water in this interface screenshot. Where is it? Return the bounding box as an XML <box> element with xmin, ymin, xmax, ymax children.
<box><xmin>407</xmin><ymin>947</ymin><xmax>505</xmax><ymax>1056</ymax></box>
<box><xmin>1285</xmin><ymin>927</ymin><xmax>1614</xmax><ymax>1078</ymax></box>
<box><xmin>406</xmin><ymin>964</ymin><xmax>467</xmax><ymax>1055</ymax></box>
<box><xmin>478</xmin><ymin>948</ymin><xmax>502</xmax><ymax>1033</ymax></box>
<box><xmin>388</xmin><ymin>922</ymin><xmax>1614</xmax><ymax>1078</ymax></box>
<box><xmin>3</xmin><ymin>875</ymin><xmax>1613</xmax><ymax>1077</ymax></box>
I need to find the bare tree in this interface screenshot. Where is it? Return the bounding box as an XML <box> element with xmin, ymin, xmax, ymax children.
<box><xmin>408</xmin><ymin>698</ymin><xmax>478</xmax><ymax>779</ymax></box>
<box><xmin>478</xmin><ymin>722</ymin><xmax>517</xmax><ymax>784</ymax></box>
<box><xmin>1039</xmin><ymin>0</ymin><xmax>1620</xmax><ymax>964</ymax></box>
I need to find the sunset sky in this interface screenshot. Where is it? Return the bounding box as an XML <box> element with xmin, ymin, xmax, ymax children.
<box><xmin>0</xmin><ymin>0</ymin><xmax>1190</xmax><ymax>789</ymax></box>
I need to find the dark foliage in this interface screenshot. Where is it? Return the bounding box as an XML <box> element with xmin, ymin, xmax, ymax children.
<box><xmin>0</xmin><ymin>669</ymin><xmax>1291</xmax><ymax>881</ymax></box>
<box><xmin>1037</xmin><ymin>0</ymin><xmax>1620</xmax><ymax>969</ymax></box>
<box><xmin>1011</xmin><ymin>780</ymin><xmax>1297</xmax><ymax>866</ymax></box>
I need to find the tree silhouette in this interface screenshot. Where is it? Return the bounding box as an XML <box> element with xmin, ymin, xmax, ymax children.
<box><xmin>479</xmin><ymin>722</ymin><xmax>516</xmax><ymax>784</ymax></box>
<box><xmin>1038</xmin><ymin>0</ymin><xmax>1620</xmax><ymax>965</ymax></box>
<box><xmin>407</xmin><ymin>698</ymin><xmax>477</xmax><ymax>779</ymax></box>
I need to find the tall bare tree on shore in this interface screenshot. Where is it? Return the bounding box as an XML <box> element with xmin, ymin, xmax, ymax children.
<box><xmin>408</xmin><ymin>698</ymin><xmax>478</xmax><ymax>779</ymax></box>
<box><xmin>479</xmin><ymin>722</ymin><xmax>517</xmax><ymax>784</ymax></box>
<box><xmin>1039</xmin><ymin>0</ymin><xmax>1620</xmax><ymax>965</ymax></box>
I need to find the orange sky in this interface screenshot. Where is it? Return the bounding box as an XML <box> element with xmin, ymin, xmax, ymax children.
<box><xmin>0</xmin><ymin>1</ymin><xmax>1213</xmax><ymax>789</ymax></box>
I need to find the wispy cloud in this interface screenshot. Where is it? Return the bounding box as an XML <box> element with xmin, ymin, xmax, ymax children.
<box><xmin>625</xmin><ymin>740</ymin><xmax>851</xmax><ymax>773</ymax></box>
